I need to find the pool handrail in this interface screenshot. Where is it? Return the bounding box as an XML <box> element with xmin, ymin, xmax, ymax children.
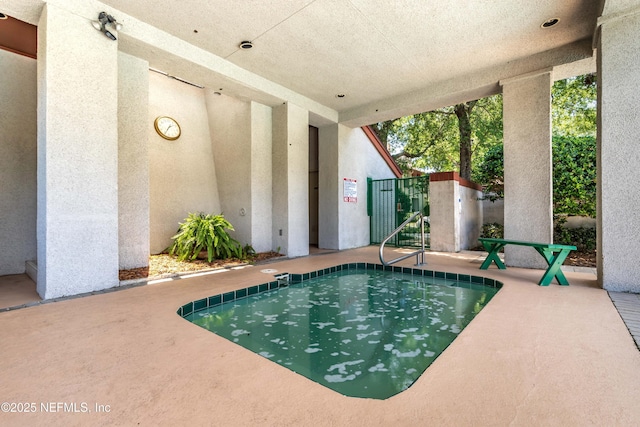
<box><xmin>379</xmin><ymin>211</ymin><xmax>427</xmax><ymax>266</ymax></box>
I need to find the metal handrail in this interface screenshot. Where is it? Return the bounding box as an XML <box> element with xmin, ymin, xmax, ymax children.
<box><xmin>379</xmin><ymin>211</ymin><xmax>427</xmax><ymax>266</ymax></box>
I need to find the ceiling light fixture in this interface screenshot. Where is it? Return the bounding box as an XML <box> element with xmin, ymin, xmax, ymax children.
<box><xmin>335</xmin><ymin>94</ymin><xmax>346</xmax><ymax>98</ymax></box>
<box><xmin>91</xmin><ymin>11</ymin><xmax>122</xmax><ymax>40</ymax></box>
<box><xmin>239</xmin><ymin>40</ymin><xmax>253</xmax><ymax>49</ymax></box>
<box><xmin>0</xmin><ymin>12</ymin><xmax>8</xmax><ymax>20</ymax></box>
<box><xmin>541</xmin><ymin>18</ymin><xmax>559</xmax><ymax>28</ymax></box>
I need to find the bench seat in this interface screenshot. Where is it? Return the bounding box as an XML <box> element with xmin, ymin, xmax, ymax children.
<box><xmin>478</xmin><ymin>237</ymin><xmax>577</xmax><ymax>286</ymax></box>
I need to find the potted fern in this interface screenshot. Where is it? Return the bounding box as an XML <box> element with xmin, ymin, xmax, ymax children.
<box><xmin>169</xmin><ymin>212</ymin><xmax>245</xmax><ymax>262</ymax></box>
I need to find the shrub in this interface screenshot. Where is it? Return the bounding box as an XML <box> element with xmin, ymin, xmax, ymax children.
<box><xmin>169</xmin><ymin>212</ymin><xmax>245</xmax><ymax>262</ymax></box>
<box><xmin>554</xmin><ymin>221</ymin><xmax>596</xmax><ymax>252</ymax></box>
<box><xmin>481</xmin><ymin>222</ymin><xmax>504</xmax><ymax>239</ymax></box>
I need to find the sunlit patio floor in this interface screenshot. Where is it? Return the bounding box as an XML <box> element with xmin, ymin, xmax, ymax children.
<box><xmin>1</xmin><ymin>246</ymin><xmax>639</xmax><ymax>426</ymax></box>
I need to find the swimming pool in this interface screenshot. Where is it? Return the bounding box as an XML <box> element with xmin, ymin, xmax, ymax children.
<box><xmin>178</xmin><ymin>263</ymin><xmax>501</xmax><ymax>399</ymax></box>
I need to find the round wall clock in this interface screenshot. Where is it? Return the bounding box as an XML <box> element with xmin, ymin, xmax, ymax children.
<box><xmin>154</xmin><ymin>116</ymin><xmax>181</xmax><ymax>140</ymax></box>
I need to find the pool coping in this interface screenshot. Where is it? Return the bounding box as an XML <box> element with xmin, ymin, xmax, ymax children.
<box><xmin>177</xmin><ymin>262</ymin><xmax>503</xmax><ymax>318</ymax></box>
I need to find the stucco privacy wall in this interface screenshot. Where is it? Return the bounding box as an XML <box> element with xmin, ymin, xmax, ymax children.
<box><xmin>317</xmin><ymin>125</ymin><xmax>396</xmax><ymax>249</ymax></box>
<box><xmin>205</xmin><ymin>94</ymin><xmax>273</xmax><ymax>253</ymax></box>
<box><xmin>501</xmin><ymin>70</ymin><xmax>553</xmax><ymax>269</ymax></box>
<box><xmin>0</xmin><ymin>50</ymin><xmax>37</xmax><ymax>276</ymax></box>
<box><xmin>272</xmin><ymin>103</ymin><xmax>309</xmax><ymax>257</ymax></box>
<box><xmin>118</xmin><ymin>52</ymin><xmax>149</xmax><ymax>269</ymax></box>
<box><xmin>430</xmin><ymin>173</ymin><xmax>483</xmax><ymax>252</ymax></box>
<box><xmin>148</xmin><ymin>72</ymin><xmax>221</xmax><ymax>254</ymax></box>
<box><xmin>597</xmin><ymin>6</ymin><xmax>640</xmax><ymax>293</ymax></box>
<box><xmin>338</xmin><ymin>125</ymin><xmax>396</xmax><ymax>249</ymax></box>
<box><xmin>430</xmin><ymin>179</ymin><xmax>460</xmax><ymax>252</ymax></box>
<box><xmin>459</xmin><ymin>182</ymin><xmax>483</xmax><ymax>250</ymax></box>
<box><xmin>37</xmin><ymin>3</ymin><xmax>119</xmax><ymax>299</ymax></box>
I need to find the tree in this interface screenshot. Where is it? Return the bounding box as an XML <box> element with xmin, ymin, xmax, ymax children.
<box><xmin>472</xmin><ymin>74</ymin><xmax>597</xmax><ymax>215</ymax></box>
<box><xmin>372</xmin><ymin>95</ymin><xmax>503</xmax><ymax>179</ymax></box>
<box><xmin>552</xmin><ymin>74</ymin><xmax>597</xmax><ymax>138</ymax></box>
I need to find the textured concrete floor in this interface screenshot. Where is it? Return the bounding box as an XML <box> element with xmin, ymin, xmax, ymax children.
<box><xmin>1</xmin><ymin>246</ymin><xmax>639</xmax><ymax>426</ymax></box>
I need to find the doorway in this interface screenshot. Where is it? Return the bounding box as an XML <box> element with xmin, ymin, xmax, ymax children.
<box><xmin>309</xmin><ymin>126</ymin><xmax>319</xmax><ymax>246</ymax></box>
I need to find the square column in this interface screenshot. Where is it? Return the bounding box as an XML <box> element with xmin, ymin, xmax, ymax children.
<box><xmin>272</xmin><ymin>103</ymin><xmax>309</xmax><ymax>257</ymax></box>
<box><xmin>500</xmin><ymin>71</ymin><xmax>553</xmax><ymax>269</ymax></box>
<box><xmin>118</xmin><ymin>52</ymin><xmax>149</xmax><ymax>270</ymax></box>
<box><xmin>37</xmin><ymin>4</ymin><xmax>119</xmax><ymax>298</ymax></box>
<box><xmin>597</xmin><ymin>6</ymin><xmax>640</xmax><ymax>292</ymax></box>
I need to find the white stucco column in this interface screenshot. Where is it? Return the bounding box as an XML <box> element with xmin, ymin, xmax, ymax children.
<box><xmin>37</xmin><ymin>3</ymin><xmax>119</xmax><ymax>298</ymax></box>
<box><xmin>118</xmin><ymin>52</ymin><xmax>149</xmax><ymax>270</ymax></box>
<box><xmin>272</xmin><ymin>103</ymin><xmax>309</xmax><ymax>257</ymax></box>
<box><xmin>250</xmin><ymin>102</ymin><xmax>274</xmax><ymax>253</ymax></box>
<box><xmin>500</xmin><ymin>70</ymin><xmax>553</xmax><ymax>269</ymax></box>
<box><xmin>318</xmin><ymin>124</ymin><xmax>340</xmax><ymax>250</ymax></box>
<box><xmin>597</xmin><ymin>4</ymin><xmax>640</xmax><ymax>292</ymax></box>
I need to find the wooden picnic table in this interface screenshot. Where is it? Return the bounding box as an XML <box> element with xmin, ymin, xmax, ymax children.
<box><xmin>478</xmin><ymin>237</ymin><xmax>577</xmax><ymax>286</ymax></box>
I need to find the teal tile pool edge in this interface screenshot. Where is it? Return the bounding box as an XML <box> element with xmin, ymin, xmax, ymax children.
<box><xmin>177</xmin><ymin>263</ymin><xmax>503</xmax><ymax>318</ymax></box>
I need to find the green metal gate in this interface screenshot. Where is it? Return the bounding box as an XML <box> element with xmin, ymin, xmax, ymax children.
<box><xmin>368</xmin><ymin>176</ymin><xmax>430</xmax><ymax>247</ymax></box>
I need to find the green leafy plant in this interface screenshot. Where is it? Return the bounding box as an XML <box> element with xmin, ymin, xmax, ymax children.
<box><xmin>481</xmin><ymin>222</ymin><xmax>504</xmax><ymax>239</ymax></box>
<box><xmin>554</xmin><ymin>217</ymin><xmax>596</xmax><ymax>251</ymax></box>
<box><xmin>169</xmin><ymin>212</ymin><xmax>244</xmax><ymax>262</ymax></box>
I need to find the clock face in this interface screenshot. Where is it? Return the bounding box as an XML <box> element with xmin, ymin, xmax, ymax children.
<box><xmin>154</xmin><ymin>116</ymin><xmax>181</xmax><ymax>140</ymax></box>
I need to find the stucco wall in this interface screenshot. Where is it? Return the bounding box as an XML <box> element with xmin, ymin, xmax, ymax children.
<box><xmin>482</xmin><ymin>199</ymin><xmax>504</xmax><ymax>225</ymax></box>
<box><xmin>118</xmin><ymin>52</ymin><xmax>150</xmax><ymax>269</ymax></box>
<box><xmin>206</xmin><ymin>92</ymin><xmax>252</xmax><ymax>247</ymax></box>
<box><xmin>249</xmin><ymin>102</ymin><xmax>273</xmax><ymax>253</ymax></box>
<box><xmin>0</xmin><ymin>50</ymin><xmax>37</xmax><ymax>276</ymax></box>
<box><xmin>501</xmin><ymin>71</ymin><xmax>553</xmax><ymax>269</ymax></box>
<box><xmin>37</xmin><ymin>3</ymin><xmax>120</xmax><ymax>299</ymax></box>
<box><xmin>338</xmin><ymin>126</ymin><xmax>396</xmax><ymax>249</ymax></box>
<box><xmin>148</xmin><ymin>72</ymin><xmax>221</xmax><ymax>254</ymax></box>
<box><xmin>597</xmin><ymin>10</ymin><xmax>640</xmax><ymax>292</ymax></box>
<box><xmin>318</xmin><ymin>124</ymin><xmax>396</xmax><ymax>250</ymax></box>
<box><xmin>272</xmin><ymin>103</ymin><xmax>309</xmax><ymax>257</ymax></box>
<box><xmin>459</xmin><ymin>184</ymin><xmax>483</xmax><ymax>250</ymax></box>
<box><xmin>205</xmin><ymin>93</ymin><xmax>273</xmax><ymax>252</ymax></box>
<box><xmin>429</xmin><ymin>173</ymin><xmax>483</xmax><ymax>252</ymax></box>
<box><xmin>318</xmin><ymin>125</ymin><xmax>340</xmax><ymax>249</ymax></box>
<box><xmin>429</xmin><ymin>180</ymin><xmax>460</xmax><ymax>252</ymax></box>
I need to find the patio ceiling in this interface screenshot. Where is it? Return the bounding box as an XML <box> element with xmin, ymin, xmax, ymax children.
<box><xmin>3</xmin><ymin>0</ymin><xmax>601</xmax><ymax>126</ymax></box>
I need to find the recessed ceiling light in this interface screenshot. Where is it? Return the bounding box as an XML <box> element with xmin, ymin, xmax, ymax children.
<box><xmin>239</xmin><ymin>41</ymin><xmax>253</xmax><ymax>49</ymax></box>
<box><xmin>541</xmin><ymin>18</ymin><xmax>559</xmax><ymax>28</ymax></box>
<box><xmin>0</xmin><ymin>12</ymin><xmax>9</xmax><ymax>20</ymax></box>
<box><xmin>335</xmin><ymin>94</ymin><xmax>346</xmax><ymax>98</ymax></box>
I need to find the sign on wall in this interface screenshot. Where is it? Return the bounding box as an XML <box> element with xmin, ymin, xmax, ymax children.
<box><xmin>343</xmin><ymin>178</ymin><xmax>357</xmax><ymax>203</ymax></box>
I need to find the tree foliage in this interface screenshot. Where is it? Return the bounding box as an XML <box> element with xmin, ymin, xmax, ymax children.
<box><xmin>372</xmin><ymin>73</ymin><xmax>597</xmax><ymax>217</ymax></box>
<box><xmin>552</xmin><ymin>74</ymin><xmax>597</xmax><ymax>138</ymax></box>
<box><xmin>552</xmin><ymin>135</ymin><xmax>596</xmax><ymax>217</ymax></box>
<box><xmin>472</xmin><ymin>136</ymin><xmax>597</xmax><ymax>216</ymax></box>
<box><xmin>372</xmin><ymin>95</ymin><xmax>502</xmax><ymax>178</ymax></box>
<box><xmin>474</xmin><ymin>74</ymin><xmax>597</xmax><ymax>215</ymax></box>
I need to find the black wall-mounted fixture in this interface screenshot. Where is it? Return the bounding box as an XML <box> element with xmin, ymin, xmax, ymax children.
<box><xmin>91</xmin><ymin>12</ymin><xmax>121</xmax><ymax>40</ymax></box>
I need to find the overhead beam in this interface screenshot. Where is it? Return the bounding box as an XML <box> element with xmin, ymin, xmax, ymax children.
<box><xmin>339</xmin><ymin>38</ymin><xmax>594</xmax><ymax>128</ymax></box>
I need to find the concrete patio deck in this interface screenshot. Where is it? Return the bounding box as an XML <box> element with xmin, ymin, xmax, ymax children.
<box><xmin>1</xmin><ymin>246</ymin><xmax>639</xmax><ymax>426</ymax></box>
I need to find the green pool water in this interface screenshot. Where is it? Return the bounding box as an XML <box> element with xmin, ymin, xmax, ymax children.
<box><xmin>184</xmin><ymin>267</ymin><xmax>499</xmax><ymax>399</ymax></box>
